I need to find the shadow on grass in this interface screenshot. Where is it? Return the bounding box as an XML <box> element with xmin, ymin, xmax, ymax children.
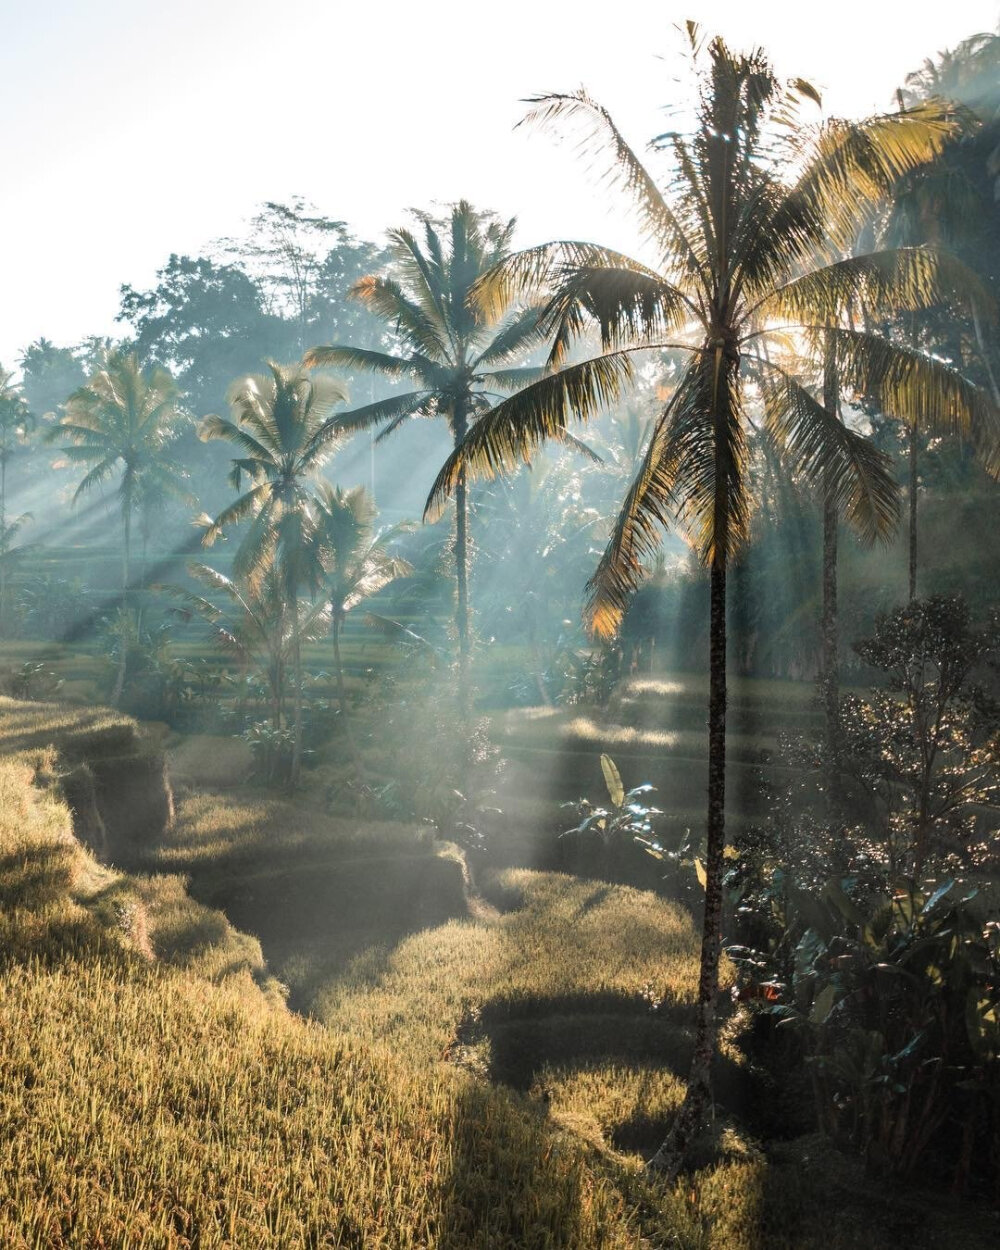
<box><xmin>436</xmin><ymin>1080</ymin><xmax>627</xmax><ymax>1250</ymax></box>
<box><xmin>196</xmin><ymin>852</ymin><xmax>469</xmax><ymax>1013</ymax></box>
<box><xmin>458</xmin><ymin>988</ymin><xmax>752</xmax><ymax>1151</ymax></box>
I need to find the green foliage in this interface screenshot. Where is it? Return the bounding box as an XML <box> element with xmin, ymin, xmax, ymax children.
<box><xmin>1</xmin><ymin>659</ymin><xmax>63</xmax><ymax>701</ymax></box>
<box><xmin>563</xmin><ymin>752</ymin><xmax>663</xmax><ymax>847</ymax></box>
<box><xmin>239</xmin><ymin>719</ymin><xmax>296</xmax><ymax>787</ymax></box>
<box><xmin>17</xmin><ymin>337</ymin><xmax>86</xmax><ymax>420</ymax></box>
<box><xmin>752</xmin><ymin>879</ymin><xmax>1000</xmax><ymax>1190</ymax></box>
<box><xmin>839</xmin><ymin>593</ymin><xmax>1000</xmax><ymax>876</ymax></box>
<box><xmin>13</xmin><ymin>574</ymin><xmax>88</xmax><ymax>641</ymax></box>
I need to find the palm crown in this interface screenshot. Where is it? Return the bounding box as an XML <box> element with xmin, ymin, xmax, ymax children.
<box><xmin>199</xmin><ymin>359</ymin><xmax>348</xmax><ymax>786</ymax></box>
<box><xmin>304</xmin><ymin>201</ymin><xmax>545</xmax><ymax>442</ymax></box>
<box><xmin>307</xmin><ymin>482</ymin><xmax>410</xmax><ymax>624</ymax></box>
<box><xmin>56</xmin><ymin>350</ymin><xmax>186</xmax><ymax>528</ymax></box>
<box><xmin>428</xmin><ymin>36</ymin><xmax>995</xmax><ymax>637</ymax></box>
<box><xmin>199</xmin><ymin>361</ymin><xmax>348</xmax><ymax>588</ymax></box>
<box><xmin>304</xmin><ymin>200</ymin><xmax>548</xmax><ymax>661</ymax></box>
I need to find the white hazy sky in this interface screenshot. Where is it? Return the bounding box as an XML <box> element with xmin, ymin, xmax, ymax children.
<box><xmin>3</xmin><ymin>0</ymin><xmax>998</xmax><ymax>367</ymax></box>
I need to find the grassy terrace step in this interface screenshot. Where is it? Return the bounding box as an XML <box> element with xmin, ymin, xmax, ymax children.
<box><xmin>0</xmin><ymin>705</ymin><xmax>657</xmax><ymax>1247</ymax></box>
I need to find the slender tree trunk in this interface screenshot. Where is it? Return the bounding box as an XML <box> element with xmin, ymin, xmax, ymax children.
<box><xmin>908</xmin><ymin>420</ymin><xmax>918</xmax><ymax>603</ymax></box>
<box><xmin>332</xmin><ymin>613</ymin><xmax>349</xmax><ymax>724</ymax></box>
<box><xmin>650</xmin><ymin>550</ymin><xmax>727</xmax><ymax>1173</ymax></box>
<box><xmin>453</xmin><ymin>404</ymin><xmax>471</xmax><ymax>668</ymax></box>
<box><xmin>333</xmin><ymin>609</ymin><xmax>365</xmax><ymax>781</ymax></box>
<box><xmin>270</xmin><ymin>652</ymin><xmax>283</xmax><ymax>730</ymax></box>
<box><xmin>650</xmin><ymin>347</ymin><xmax>730</xmax><ymax>1175</ymax></box>
<box><xmin>111</xmin><ymin>501</ymin><xmax>131</xmax><ymax>707</ymax></box>
<box><xmin>290</xmin><ymin>596</ymin><xmax>303</xmax><ymax>790</ymax></box>
<box><xmin>821</xmin><ymin>332</ymin><xmax>840</xmax><ymax>774</ymax></box>
<box><xmin>822</xmin><ymin>489</ymin><xmax>839</xmax><ymax>743</ymax></box>
<box><xmin>972</xmin><ymin>303</ymin><xmax>1000</xmax><ymax>406</ymax></box>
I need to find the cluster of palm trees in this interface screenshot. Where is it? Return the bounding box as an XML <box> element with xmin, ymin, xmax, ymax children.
<box><xmin>18</xmin><ymin>27</ymin><xmax>999</xmax><ymax>1173</ymax></box>
<box><xmin>425</xmin><ymin>30</ymin><xmax>998</xmax><ymax>1168</ymax></box>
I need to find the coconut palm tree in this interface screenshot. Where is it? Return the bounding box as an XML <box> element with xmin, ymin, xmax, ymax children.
<box><xmin>427</xmin><ymin>29</ymin><xmax>995</xmax><ymax>1173</ymax></box>
<box><xmin>0</xmin><ymin>369</ymin><xmax>34</xmax><ymax>635</ymax></box>
<box><xmin>199</xmin><ymin>361</ymin><xmax>347</xmax><ymax>787</ymax></box>
<box><xmin>52</xmin><ymin>350</ymin><xmax>187</xmax><ymax>702</ymax></box>
<box><xmin>306</xmin><ymin>482</ymin><xmax>410</xmax><ymax>736</ymax></box>
<box><xmin>884</xmin><ymin>29</ymin><xmax>1000</xmax><ymax>600</ymax></box>
<box><xmin>303</xmin><ymin>201</ymin><xmax>548</xmax><ymax>670</ymax></box>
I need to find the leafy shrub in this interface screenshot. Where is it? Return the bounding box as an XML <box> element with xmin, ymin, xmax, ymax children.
<box><xmin>735</xmin><ymin>879</ymin><xmax>1000</xmax><ymax>1193</ymax></box>
<box><xmin>2</xmin><ymin>659</ymin><xmax>63</xmax><ymax>701</ymax></box>
<box><xmin>239</xmin><ymin>720</ymin><xmax>296</xmax><ymax>788</ymax></box>
<box><xmin>837</xmin><ymin>594</ymin><xmax>1000</xmax><ymax>878</ymax></box>
<box><xmin>14</xmin><ymin>574</ymin><xmax>89</xmax><ymax>641</ymax></box>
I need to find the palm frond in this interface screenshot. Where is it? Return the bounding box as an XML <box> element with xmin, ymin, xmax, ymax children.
<box><xmin>362</xmin><ymin>612</ymin><xmax>439</xmax><ymax>662</ymax></box>
<box><xmin>539</xmin><ymin>265</ymin><xmax>696</xmax><ymax>364</ymax></box>
<box><xmin>201</xmin><ymin>485</ymin><xmax>268</xmax><ymax>546</ymax></box>
<box><xmin>327</xmin><ymin>391</ymin><xmax>430</xmax><ymax>437</ymax></box>
<box><xmin>786</xmin><ymin>103</ymin><xmax>963</xmax><ymax>256</ymax></box>
<box><xmin>810</xmin><ymin>324</ymin><xmax>1000</xmax><ymax>471</ymax></box>
<box><xmin>473</xmin><ymin>306</ymin><xmax>545</xmax><ymax>368</ymax></box>
<box><xmin>303</xmin><ymin>345</ymin><xmax>414</xmax><ymax>378</ymax></box>
<box><xmin>584</xmin><ymin>398</ymin><xmax>682</xmax><ymax>638</ymax></box>
<box><xmin>424</xmin><ymin>351</ymin><xmax>636</xmax><ymax>520</ymax></box>
<box><xmin>757</xmin><ymin>247</ymin><xmax>994</xmax><ymax>326</ymax></box>
<box><xmin>584</xmin><ymin>349</ymin><xmax>749</xmax><ymax>635</ymax></box>
<box><xmin>198</xmin><ymin>414</ymin><xmax>273</xmax><ymax>464</ymax></box>
<box><xmin>477</xmin><ymin>366</ymin><xmax>551</xmax><ymax>391</ymax></box>
<box><xmin>71</xmin><ymin>456</ymin><xmax>119</xmax><ymax>502</ymax></box>
<box><xmin>351</xmin><ymin>275</ymin><xmax>450</xmax><ymax>361</ymax></box>
<box><xmin>522</xmin><ymin>90</ymin><xmax>707</xmax><ymax>279</ymax></box>
<box><xmin>755</xmin><ymin>358</ymin><xmax>901</xmax><ymax>544</ymax></box>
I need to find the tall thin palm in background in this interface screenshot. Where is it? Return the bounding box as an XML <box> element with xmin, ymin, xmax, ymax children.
<box><xmin>883</xmin><ymin>28</ymin><xmax>1000</xmax><ymax>601</ymax></box>
<box><xmin>199</xmin><ymin>361</ymin><xmax>347</xmax><ymax>786</ymax></box>
<box><xmin>304</xmin><ymin>201</ymin><xmax>548</xmax><ymax>671</ymax></box>
<box><xmin>306</xmin><ymin>481</ymin><xmax>411</xmax><ymax>742</ymax></box>
<box><xmin>428</xmin><ymin>29</ymin><xmax>996</xmax><ymax>1172</ymax></box>
<box><xmin>53</xmin><ymin>351</ymin><xmax>187</xmax><ymax>703</ymax></box>
<box><xmin>0</xmin><ymin>368</ymin><xmax>34</xmax><ymax>635</ymax></box>
<box><xmin>171</xmin><ymin>559</ymin><xmax>331</xmax><ymax>736</ymax></box>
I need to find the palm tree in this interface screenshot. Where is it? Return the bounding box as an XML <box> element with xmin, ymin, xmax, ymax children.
<box><xmin>427</xmin><ymin>29</ymin><xmax>995</xmax><ymax>1172</ymax></box>
<box><xmin>199</xmin><ymin>361</ymin><xmax>347</xmax><ymax>787</ymax></box>
<box><xmin>169</xmin><ymin>560</ymin><xmax>330</xmax><ymax>739</ymax></box>
<box><xmin>0</xmin><ymin>369</ymin><xmax>34</xmax><ymax>635</ymax></box>
<box><xmin>303</xmin><ymin>201</ymin><xmax>547</xmax><ymax>671</ymax></box>
<box><xmin>306</xmin><ymin>482</ymin><xmax>410</xmax><ymax>737</ymax></box>
<box><xmin>52</xmin><ymin>350</ymin><xmax>187</xmax><ymax>702</ymax></box>
<box><xmin>884</xmin><ymin>30</ymin><xmax>1000</xmax><ymax>600</ymax></box>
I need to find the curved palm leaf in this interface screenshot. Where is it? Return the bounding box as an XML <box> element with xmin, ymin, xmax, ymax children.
<box><xmin>424</xmin><ymin>351</ymin><xmax>636</xmax><ymax>520</ymax></box>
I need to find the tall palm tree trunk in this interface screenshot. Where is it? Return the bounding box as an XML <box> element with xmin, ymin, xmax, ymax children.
<box><xmin>332</xmin><ymin>610</ymin><xmax>364</xmax><ymax>779</ymax></box>
<box><xmin>455</xmin><ymin>467</ymin><xmax>470</xmax><ymax>663</ymax></box>
<box><xmin>821</xmin><ymin>333</ymin><xmax>840</xmax><ymax>772</ymax></box>
<box><xmin>908</xmin><ymin>420</ymin><xmax>919</xmax><ymax>602</ymax></box>
<box><xmin>651</xmin><ymin>369</ymin><xmax>730</xmax><ymax>1173</ymax></box>
<box><xmin>452</xmin><ymin>401</ymin><xmax>471</xmax><ymax>668</ymax></box>
<box><xmin>821</xmin><ymin>490</ymin><xmax>839</xmax><ymax>742</ymax></box>
<box><xmin>111</xmin><ymin>500</ymin><xmax>132</xmax><ymax>707</ymax></box>
<box><xmin>290</xmin><ymin>595</ymin><xmax>303</xmax><ymax>790</ymax></box>
<box><xmin>652</xmin><ymin>551</ymin><xmax>727</xmax><ymax>1171</ymax></box>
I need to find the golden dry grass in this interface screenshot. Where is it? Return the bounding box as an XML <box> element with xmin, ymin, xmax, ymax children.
<box><xmin>2</xmin><ymin>698</ymin><xmax>997</xmax><ymax>1248</ymax></box>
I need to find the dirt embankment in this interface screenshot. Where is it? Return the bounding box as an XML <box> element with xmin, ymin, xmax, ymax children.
<box><xmin>0</xmin><ymin>699</ymin><xmax>174</xmax><ymax>864</ymax></box>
